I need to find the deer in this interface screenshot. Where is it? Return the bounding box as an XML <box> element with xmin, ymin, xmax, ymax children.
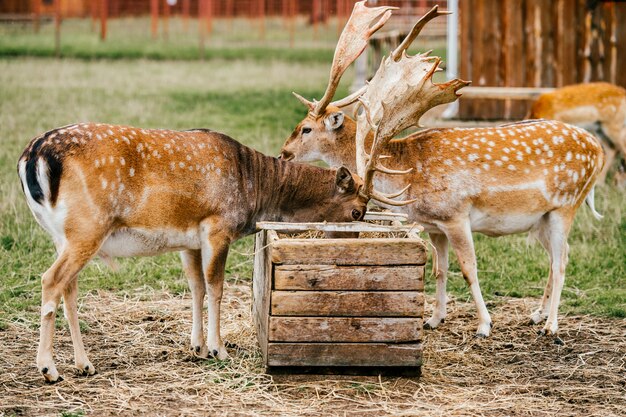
<box><xmin>280</xmin><ymin>5</ymin><xmax>605</xmax><ymax>341</ymax></box>
<box><xmin>16</xmin><ymin>1</ymin><xmax>424</xmax><ymax>384</ymax></box>
<box><xmin>527</xmin><ymin>82</ymin><xmax>626</xmax><ymax>185</ymax></box>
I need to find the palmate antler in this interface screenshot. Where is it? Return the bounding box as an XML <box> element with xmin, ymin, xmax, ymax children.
<box><xmin>356</xmin><ymin>5</ymin><xmax>470</xmax><ymax>206</ymax></box>
<box><xmin>292</xmin><ymin>1</ymin><xmax>396</xmax><ymax>118</ymax></box>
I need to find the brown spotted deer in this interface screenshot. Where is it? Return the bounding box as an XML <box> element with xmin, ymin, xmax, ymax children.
<box><xmin>528</xmin><ymin>82</ymin><xmax>626</xmax><ymax>185</ymax></box>
<box><xmin>17</xmin><ymin>1</ymin><xmax>406</xmax><ymax>384</ymax></box>
<box><xmin>280</xmin><ymin>6</ymin><xmax>605</xmax><ymax>340</ymax></box>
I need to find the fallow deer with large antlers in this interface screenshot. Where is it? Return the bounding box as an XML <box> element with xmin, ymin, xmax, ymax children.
<box><xmin>280</xmin><ymin>5</ymin><xmax>605</xmax><ymax>340</ymax></box>
<box><xmin>17</xmin><ymin>2</ymin><xmax>410</xmax><ymax>383</ymax></box>
<box><xmin>528</xmin><ymin>82</ymin><xmax>626</xmax><ymax>185</ymax></box>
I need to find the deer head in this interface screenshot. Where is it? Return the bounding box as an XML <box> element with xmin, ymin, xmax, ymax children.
<box><xmin>280</xmin><ymin>1</ymin><xmax>395</xmax><ymax>162</ymax></box>
<box><xmin>280</xmin><ymin>5</ymin><xmax>469</xmax><ymax>181</ymax></box>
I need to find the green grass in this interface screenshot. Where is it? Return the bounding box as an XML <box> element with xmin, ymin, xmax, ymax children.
<box><xmin>0</xmin><ymin>57</ymin><xmax>624</xmax><ymax>331</ymax></box>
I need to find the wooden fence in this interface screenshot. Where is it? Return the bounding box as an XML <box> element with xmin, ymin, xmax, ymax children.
<box><xmin>459</xmin><ymin>0</ymin><xmax>626</xmax><ymax>120</ymax></box>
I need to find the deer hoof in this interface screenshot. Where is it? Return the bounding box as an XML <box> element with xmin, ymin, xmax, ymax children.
<box><xmin>191</xmin><ymin>345</ymin><xmax>209</xmax><ymax>358</ymax></box>
<box><xmin>76</xmin><ymin>362</ymin><xmax>96</xmax><ymax>376</ymax></box>
<box><xmin>40</xmin><ymin>364</ymin><xmax>61</xmax><ymax>383</ymax></box>
<box><xmin>424</xmin><ymin>317</ymin><xmax>444</xmax><ymax>330</ymax></box>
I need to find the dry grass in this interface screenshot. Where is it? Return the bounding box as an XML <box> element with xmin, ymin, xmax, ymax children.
<box><xmin>1</xmin><ymin>285</ymin><xmax>624</xmax><ymax>417</ymax></box>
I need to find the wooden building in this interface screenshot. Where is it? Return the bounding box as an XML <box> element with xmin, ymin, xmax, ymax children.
<box><xmin>458</xmin><ymin>0</ymin><xmax>626</xmax><ymax>120</ymax></box>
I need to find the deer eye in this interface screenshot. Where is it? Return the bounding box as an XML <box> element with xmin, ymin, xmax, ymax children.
<box><xmin>302</xmin><ymin>127</ymin><xmax>312</xmax><ymax>135</ymax></box>
<box><xmin>351</xmin><ymin>209</ymin><xmax>362</xmax><ymax>220</ymax></box>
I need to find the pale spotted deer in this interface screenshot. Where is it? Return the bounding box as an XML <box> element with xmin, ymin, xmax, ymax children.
<box><xmin>280</xmin><ymin>6</ymin><xmax>605</xmax><ymax>340</ymax></box>
<box><xmin>17</xmin><ymin>0</ymin><xmax>403</xmax><ymax>384</ymax></box>
<box><xmin>528</xmin><ymin>82</ymin><xmax>626</xmax><ymax>184</ymax></box>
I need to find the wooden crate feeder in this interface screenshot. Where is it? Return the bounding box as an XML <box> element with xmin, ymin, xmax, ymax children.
<box><xmin>252</xmin><ymin>214</ymin><xmax>427</xmax><ymax>375</ymax></box>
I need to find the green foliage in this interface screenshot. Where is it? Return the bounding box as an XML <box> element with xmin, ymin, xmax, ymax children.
<box><xmin>0</xmin><ymin>56</ymin><xmax>623</xmax><ymax>329</ymax></box>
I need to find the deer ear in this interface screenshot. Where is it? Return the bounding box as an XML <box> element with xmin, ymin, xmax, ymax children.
<box><xmin>335</xmin><ymin>166</ymin><xmax>355</xmax><ymax>193</ymax></box>
<box><xmin>324</xmin><ymin>111</ymin><xmax>345</xmax><ymax>131</ymax></box>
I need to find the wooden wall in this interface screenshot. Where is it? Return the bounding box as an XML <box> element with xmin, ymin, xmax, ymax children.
<box><xmin>459</xmin><ymin>0</ymin><xmax>626</xmax><ymax>120</ymax></box>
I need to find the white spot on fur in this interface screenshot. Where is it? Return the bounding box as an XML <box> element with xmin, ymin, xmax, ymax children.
<box><xmin>468</xmin><ymin>154</ymin><xmax>479</xmax><ymax>162</ymax></box>
<box><xmin>129</xmin><ymin>168</ymin><xmax>135</xmax><ymax>177</ymax></box>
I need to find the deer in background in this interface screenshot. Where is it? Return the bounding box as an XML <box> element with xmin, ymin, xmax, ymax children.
<box><xmin>528</xmin><ymin>82</ymin><xmax>626</xmax><ymax>185</ymax></box>
<box><xmin>280</xmin><ymin>5</ymin><xmax>605</xmax><ymax>340</ymax></box>
<box><xmin>17</xmin><ymin>2</ymin><xmax>412</xmax><ymax>384</ymax></box>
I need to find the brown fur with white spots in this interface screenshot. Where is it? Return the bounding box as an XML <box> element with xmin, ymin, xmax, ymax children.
<box><xmin>528</xmin><ymin>82</ymin><xmax>626</xmax><ymax>185</ymax></box>
<box><xmin>281</xmin><ymin>109</ymin><xmax>605</xmax><ymax>339</ymax></box>
<box><xmin>18</xmin><ymin>123</ymin><xmax>368</xmax><ymax>383</ymax></box>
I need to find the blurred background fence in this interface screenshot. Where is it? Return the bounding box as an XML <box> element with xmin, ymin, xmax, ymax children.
<box><xmin>0</xmin><ymin>1</ymin><xmax>447</xmax><ymax>48</ymax></box>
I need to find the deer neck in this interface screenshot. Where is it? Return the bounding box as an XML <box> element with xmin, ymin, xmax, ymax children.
<box><xmin>248</xmin><ymin>155</ymin><xmax>337</xmax><ymax>229</ymax></box>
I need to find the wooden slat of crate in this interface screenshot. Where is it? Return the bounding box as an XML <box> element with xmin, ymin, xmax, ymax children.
<box><xmin>271</xmin><ymin>291</ymin><xmax>424</xmax><ymax>317</ymax></box>
<box><xmin>266</xmin><ymin>343</ymin><xmax>422</xmax><ymax>367</ymax></box>
<box><xmin>274</xmin><ymin>265</ymin><xmax>423</xmax><ymax>291</ymax></box>
<box><xmin>271</xmin><ymin>238</ymin><xmax>426</xmax><ymax>266</ymax></box>
<box><xmin>252</xmin><ymin>230</ymin><xmax>273</xmax><ymax>359</ymax></box>
<box><xmin>269</xmin><ymin>317</ymin><xmax>422</xmax><ymax>343</ymax></box>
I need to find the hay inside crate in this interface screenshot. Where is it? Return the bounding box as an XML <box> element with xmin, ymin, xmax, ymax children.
<box><xmin>252</xmin><ymin>215</ymin><xmax>427</xmax><ymax>375</ymax></box>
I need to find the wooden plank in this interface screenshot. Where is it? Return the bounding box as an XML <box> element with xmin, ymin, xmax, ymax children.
<box><xmin>540</xmin><ymin>0</ymin><xmax>555</xmax><ymax>87</ymax></box>
<box><xmin>270</xmin><ymin>291</ymin><xmax>424</xmax><ymax>317</ymax></box>
<box><xmin>458</xmin><ymin>0</ymin><xmax>473</xmax><ymax>119</ymax></box>
<box><xmin>461</xmin><ymin>86</ymin><xmax>554</xmax><ymax>100</ymax></box>
<box><xmin>270</xmin><ymin>238</ymin><xmax>427</xmax><ymax>266</ymax></box>
<box><xmin>616</xmin><ymin>3</ymin><xmax>626</xmax><ymax>88</ymax></box>
<box><xmin>525</xmin><ymin>0</ymin><xmax>538</xmax><ymax>88</ymax></box>
<box><xmin>362</xmin><ymin>211</ymin><xmax>408</xmax><ymax>222</ymax></box>
<box><xmin>268</xmin><ymin>317</ymin><xmax>422</xmax><ymax>342</ymax></box>
<box><xmin>274</xmin><ymin>265</ymin><xmax>424</xmax><ymax>291</ymax></box>
<box><xmin>502</xmin><ymin>0</ymin><xmax>526</xmax><ymax>118</ymax></box>
<box><xmin>470</xmin><ymin>0</ymin><xmax>484</xmax><ymax>119</ymax></box>
<box><xmin>559</xmin><ymin>0</ymin><xmax>577</xmax><ymax>86</ymax></box>
<box><xmin>481</xmin><ymin>0</ymin><xmax>502</xmax><ymax>119</ymax></box>
<box><xmin>252</xmin><ymin>230</ymin><xmax>272</xmax><ymax>363</ymax></box>
<box><xmin>256</xmin><ymin>221</ymin><xmax>422</xmax><ymax>234</ymax></box>
<box><xmin>266</xmin><ymin>343</ymin><xmax>422</xmax><ymax>367</ymax></box>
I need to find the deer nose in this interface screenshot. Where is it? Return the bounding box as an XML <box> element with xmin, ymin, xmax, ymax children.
<box><xmin>278</xmin><ymin>150</ymin><xmax>294</xmax><ymax>161</ymax></box>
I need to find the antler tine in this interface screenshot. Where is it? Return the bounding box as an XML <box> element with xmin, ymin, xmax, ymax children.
<box><xmin>309</xmin><ymin>1</ymin><xmax>396</xmax><ymax>118</ymax></box>
<box><xmin>376</xmin><ymin>163</ymin><xmax>413</xmax><ymax>175</ymax></box>
<box><xmin>292</xmin><ymin>92</ymin><xmax>315</xmax><ymax>110</ymax></box>
<box><xmin>356</xmin><ymin>6</ymin><xmax>468</xmax><ymax>206</ymax></box>
<box><xmin>391</xmin><ymin>5</ymin><xmax>451</xmax><ymax>62</ymax></box>
<box><xmin>370</xmin><ymin>190</ymin><xmax>419</xmax><ymax>207</ymax></box>
<box><xmin>328</xmin><ymin>84</ymin><xmax>367</xmax><ymax>109</ymax></box>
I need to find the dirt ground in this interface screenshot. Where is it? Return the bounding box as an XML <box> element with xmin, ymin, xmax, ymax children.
<box><xmin>1</xmin><ymin>284</ymin><xmax>624</xmax><ymax>417</ymax></box>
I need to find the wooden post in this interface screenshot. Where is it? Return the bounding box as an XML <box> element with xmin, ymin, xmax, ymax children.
<box><xmin>100</xmin><ymin>0</ymin><xmax>108</xmax><ymax>41</ymax></box>
<box><xmin>198</xmin><ymin>0</ymin><xmax>205</xmax><ymax>59</ymax></box>
<box><xmin>182</xmin><ymin>0</ymin><xmax>190</xmax><ymax>32</ymax></box>
<box><xmin>205</xmin><ymin>0</ymin><xmax>212</xmax><ymax>36</ymax></box>
<box><xmin>91</xmin><ymin>0</ymin><xmax>98</xmax><ymax>32</ymax></box>
<box><xmin>226</xmin><ymin>0</ymin><xmax>234</xmax><ymax>31</ymax></box>
<box><xmin>289</xmin><ymin>0</ymin><xmax>296</xmax><ymax>48</ymax></box>
<box><xmin>151</xmin><ymin>0</ymin><xmax>159</xmax><ymax>39</ymax></box>
<box><xmin>313</xmin><ymin>0</ymin><xmax>320</xmax><ymax>40</ymax></box>
<box><xmin>32</xmin><ymin>0</ymin><xmax>41</xmax><ymax>33</ymax></box>
<box><xmin>163</xmin><ymin>0</ymin><xmax>170</xmax><ymax>41</ymax></box>
<box><xmin>259</xmin><ymin>0</ymin><xmax>266</xmax><ymax>41</ymax></box>
<box><xmin>54</xmin><ymin>0</ymin><xmax>61</xmax><ymax>57</ymax></box>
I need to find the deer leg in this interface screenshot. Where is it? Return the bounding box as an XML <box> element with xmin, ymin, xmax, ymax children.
<box><xmin>38</xmin><ymin>242</ymin><xmax>99</xmax><ymax>383</ymax></box>
<box><xmin>424</xmin><ymin>233</ymin><xmax>449</xmax><ymax>330</ymax></box>
<box><xmin>539</xmin><ymin>211</ymin><xmax>572</xmax><ymax>336</ymax></box>
<box><xmin>201</xmin><ymin>226</ymin><xmax>231</xmax><ymax>360</ymax></box>
<box><xmin>180</xmin><ymin>249</ymin><xmax>209</xmax><ymax>357</ymax></box>
<box><xmin>529</xmin><ymin>219</ymin><xmax>554</xmax><ymax>325</ymax></box>
<box><xmin>444</xmin><ymin>221</ymin><xmax>492</xmax><ymax>337</ymax></box>
<box><xmin>599</xmin><ymin>121</ymin><xmax>626</xmax><ymax>182</ymax></box>
<box><xmin>597</xmin><ymin>140</ymin><xmax>616</xmax><ymax>184</ymax></box>
<box><xmin>62</xmin><ymin>278</ymin><xmax>95</xmax><ymax>376</ymax></box>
